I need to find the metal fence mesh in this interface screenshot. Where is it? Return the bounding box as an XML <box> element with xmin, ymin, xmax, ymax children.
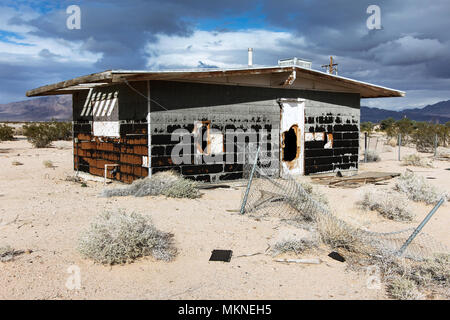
<box><xmin>241</xmin><ymin>150</ymin><xmax>449</xmax><ymax>261</ymax></box>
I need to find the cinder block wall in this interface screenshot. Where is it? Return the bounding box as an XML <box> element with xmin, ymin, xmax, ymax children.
<box><xmin>150</xmin><ymin>102</ymin><xmax>280</xmax><ymax>182</ymax></box>
<box><xmin>304</xmin><ymin>99</ymin><xmax>360</xmax><ymax>174</ymax></box>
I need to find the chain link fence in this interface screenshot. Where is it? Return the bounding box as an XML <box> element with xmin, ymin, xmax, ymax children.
<box><xmin>240</xmin><ymin>146</ymin><xmax>448</xmax><ymax>261</ymax></box>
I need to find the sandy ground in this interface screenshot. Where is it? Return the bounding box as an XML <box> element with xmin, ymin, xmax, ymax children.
<box><xmin>0</xmin><ymin>135</ymin><xmax>448</xmax><ymax>300</ymax></box>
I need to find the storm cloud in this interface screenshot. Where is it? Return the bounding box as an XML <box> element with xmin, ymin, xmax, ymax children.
<box><xmin>0</xmin><ymin>0</ymin><xmax>449</xmax><ymax>109</ymax></box>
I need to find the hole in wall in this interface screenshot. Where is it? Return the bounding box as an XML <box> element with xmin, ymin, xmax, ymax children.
<box><xmin>282</xmin><ymin>125</ymin><xmax>298</xmax><ymax>162</ymax></box>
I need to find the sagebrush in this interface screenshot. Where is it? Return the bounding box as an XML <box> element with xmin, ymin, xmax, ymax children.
<box><xmin>23</xmin><ymin>122</ymin><xmax>72</xmax><ymax>148</ymax></box>
<box><xmin>395</xmin><ymin>171</ymin><xmax>445</xmax><ymax>204</ymax></box>
<box><xmin>78</xmin><ymin>211</ymin><xmax>177</xmax><ymax>265</ymax></box>
<box><xmin>101</xmin><ymin>171</ymin><xmax>200</xmax><ymax>199</ymax></box>
<box><xmin>388</xmin><ymin>276</ymin><xmax>423</xmax><ymax>300</ymax></box>
<box><xmin>271</xmin><ymin>235</ymin><xmax>318</xmax><ymax>256</ymax></box>
<box><xmin>0</xmin><ymin>124</ymin><xmax>14</xmax><ymax>141</ymax></box>
<box><xmin>365</xmin><ymin>150</ymin><xmax>381</xmax><ymax>162</ymax></box>
<box><xmin>402</xmin><ymin>154</ymin><xmax>433</xmax><ymax>168</ymax></box>
<box><xmin>0</xmin><ymin>245</ymin><xmax>17</xmax><ymax>262</ymax></box>
<box><xmin>360</xmin><ymin>191</ymin><xmax>414</xmax><ymax>221</ymax></box>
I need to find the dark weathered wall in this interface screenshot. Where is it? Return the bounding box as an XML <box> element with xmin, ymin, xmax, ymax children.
<box><xmin>150</xmin><ymin>102</ymin><xmax>280</xmax><ymax>182</ymax></box>
<box><xmin>304</xmin><ymin>99</ymin><xmax>360</xmax><ymax>174</ymax></box>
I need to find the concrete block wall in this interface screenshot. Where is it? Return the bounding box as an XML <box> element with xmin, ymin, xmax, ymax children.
<box><xmin>304</xmin><ymin>100</ymin><xmax>360</xmax><ymax>174</ymax></box>
<box><xmin>150</xmin><ymin>101</ymin><xmax>280</xmax><ymax>182</ymax></box>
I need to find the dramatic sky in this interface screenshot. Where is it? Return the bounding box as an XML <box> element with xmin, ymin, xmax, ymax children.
<box><xmin>1</xmin><ymin>0</ymin><xmax>449</xmax><ymax>109</ymax></box>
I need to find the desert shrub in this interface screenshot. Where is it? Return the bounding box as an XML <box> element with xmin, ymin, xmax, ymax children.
<box><xmin>402</xmin><ymin>154</ymin><xmax>433</xmax><ymax>168</ymax></box>
<box><xmin>0</xmin><ymin>124</ymin><xmax>14</xmax><ymax>141</ymax></box>
<box><xmin>43</xmin><ymin>160</ymin><xmax>54</xmax><ymax>168</ymax></box>
<box><xmin>50</xmin><ymin>121</ymin><xmax>72</xmax><ymax>141</ymax></box>
<box><xmin>11</xmin><ymin>161</ymin><xmax>23</xmax><ymax>166</ymax></box>
<box><xmin>365</xmin><ymin>150</ymin><xmax>381</xmax><ymax>162</ymax></box>
<box><xmin>101</xmin><ymin>171</ymin><xmax>200</xmax><ymax>199</ymax></box>
<box><xmin>409</xmin><ymin>254</ymin><xmax>450</xmax><ymax>287</ymax></box>
<box><xmin>360</xmin><ymin>122</ymin><xmax>374</xmax><ymax>136</ymax></box>
<box><xmin>388</xmin><ymin>276</ymin><xmax>423</xmax><ymax>300</ymax></box>
<box><xmin>272</xmin><ymin>235</ymin><xmax>318</xmax><ymax>256</ymax></box>
<box><xmin>395</xmin><ymin>171</ymin><xmax>445</xmax><ymax>204</ymax></box>
<box><xmin>316</xmin><ymin>214</ymin><xmax>373</xmax><ymax>255</ymax></box>
<box><xmin>0</xmin><ymin>245</ymin><xmax>18</xmax><ymax>262</ymax></box>
<box><xmin>387</xmin><ymin>137</ymin><xmax>397</xmax><ymax>147</ymax></box>
<box><xmin>162</xmin><ymin>178</ymin><xmax>199</xmax><ymax>199</ymax></box>
<box><xmin>360</xmin><ymin>191</ymin><xmax>414</xmax><ymax>221</ymax></box>
<box><xmin>412</xmin><ymin>122</ymin><xmax>436</xmax><ymax>153</ymax></box>
<box><xmin>78</xmin><ymin>211</ymin><xmax>177</xmax><ymax>265</ymax></box>
<box><xmin>23</xmin><ymin>123</ymin><xmax>54</xmax><ymax>148</ymax></box>
<box><xmin>23</xmin><ymin>122</ymin><xmax>72</xmax><ymax>148</ymax></box>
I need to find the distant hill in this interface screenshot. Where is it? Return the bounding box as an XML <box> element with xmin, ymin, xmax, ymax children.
<box><xmin>361</xmin><ymin>100</ymin><xmax>450</xmax><ymax>123</ymax></box>
<box><xmin>1</xmin><ymin>95</ymin><xmax>449</xmax><ymax>124</ymax></box>
<box><xmin>0</xmin><ymin>96</ymin><xmax>72</xmax><ymax>121</ymax></box>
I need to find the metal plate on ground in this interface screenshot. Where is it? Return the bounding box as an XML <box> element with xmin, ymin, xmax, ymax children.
<box><xmin>209</xmin><ymin>250</ymin><xmax>233</xmax><ymax>262</ymax></box>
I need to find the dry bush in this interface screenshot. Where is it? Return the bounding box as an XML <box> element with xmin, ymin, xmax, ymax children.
<box><xmin>101</xmin><ymin>171</ymin><xmax>200</xmax><ymax>199</ymax></box>
<box><xmin>316</xmin><ymin>214</ymin><xmax>373</xmax><ymax>255</ymax></box>
<box><xmin>388</xmin><ymin>276</ymin><xmax>423</xmax><ymax>300</ymax></box>
<box><xmin>23</xmin><ymin>122</ymin><xmax>72</xmax><ymax>148</ymax></box>
<box><xmin>78</xmin><ymin>211</ymin><xmax>177</xmax><ymax>265</ymax></box>
<box><xmin>360</xmin><ymin>191</ymin><xmax>414</xmax><ymax>221</ymax></box>
<box><xmin>11</xmin><ymin>161</ymin><xmax>23</xmax><ymax>166</ymax></box>
<box><xmin>395</xmin><ymin>171</ymin><xmax>445</xmax><ymax>204</ymax></box>
<box><xmin>271</xmin><ymin>235</ymin><xmax>318</xmax><ymax>256</ymax></box>
<box><xmin>0</xmin><ymin>124</ymin><xmax>14</xmax><ymax>141</ymax></box>
<box><xmin>162</xmin><ymin>178</ymin><xmax>199</xmax><ymax>199</ymax></box>
<box><xmin>43</xmin><ymin>160</ymin><xmax>54</xmax><ymax>168</ymax></box>
<box><xmin>0</xmin><ymin>245</ymin><xmax>20</xmax><ymax>262</ymax></box>
<box><xmin>298</xmin><ymin>181</ymin><xmax>330</xmax><ymax>209</ymax></box>
<box><xmin>402</xmin><ymin>154</ymin><xmax>433</xmax><ymax>168</ymax></box>
<box><xmin>365</xmin><ymin>150</ymin><xmax>381</xmax><ymax>162</ymax></box>
<box><xmin>409</xmin><ymin>254</ymin><xmax>450</xmax><ymax>287</ymax></box>
<box><xmin>387</xmin><ymin>137</ymin><xmax>397</xmax><ymax>147</ymax></box>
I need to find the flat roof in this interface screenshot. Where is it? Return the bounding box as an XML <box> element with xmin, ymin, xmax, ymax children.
<box><xmin>26</xmin><ymin>65</ymin><xmax>405</xmax><ymax>99</ymax></box>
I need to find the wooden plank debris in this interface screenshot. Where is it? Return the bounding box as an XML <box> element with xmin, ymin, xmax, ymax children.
<box><xmin>310</xmin><ymin>171</ymin><xmax>400</xmax><ymax>188</ymax></box>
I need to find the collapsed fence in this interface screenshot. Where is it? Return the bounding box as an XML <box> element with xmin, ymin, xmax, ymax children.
<box><xmin>240</xmin><ymin>145</ymin><xmax>448</xmax><ymax>261</ymax></box>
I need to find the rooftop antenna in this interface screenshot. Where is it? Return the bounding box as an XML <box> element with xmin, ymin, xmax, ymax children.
<box><xmin>321</xmin><ymin>56</ymin><xmax>339</xmax><ymax>75</ymax></box>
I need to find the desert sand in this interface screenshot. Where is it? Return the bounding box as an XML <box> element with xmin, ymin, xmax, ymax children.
<box><xmin>0</xmin><ymin>135</ymin><xmax>448</xmax><ymax>300</ymax></box>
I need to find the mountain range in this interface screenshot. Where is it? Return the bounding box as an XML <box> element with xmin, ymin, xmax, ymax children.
<box><xmin>0</xmin><ymin>95</ymin><xmax>449</xmax><ymax>123</ymax></box>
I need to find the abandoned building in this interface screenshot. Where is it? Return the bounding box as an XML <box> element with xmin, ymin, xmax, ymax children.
<box><xmin>26</xmin><ymin>57</ymin><xmax>404</xmax><ymax>183</ymax></box>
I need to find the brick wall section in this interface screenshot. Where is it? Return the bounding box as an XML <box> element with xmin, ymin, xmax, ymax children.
<box><xmin>73</xmin><ymin>123</ymin><xmax>148</xmax><ymax>183</ymax></box>
<box><xmin>304</xmin><ymin>100</ymin><xmax>360</xmax><ymax>175</ymax></box>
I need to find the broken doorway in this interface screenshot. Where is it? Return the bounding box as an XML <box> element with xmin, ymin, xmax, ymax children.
<box><xmin>279</xmin><ymin>99</ymin><xmax>305</xmax><ymax>176</ymax></box>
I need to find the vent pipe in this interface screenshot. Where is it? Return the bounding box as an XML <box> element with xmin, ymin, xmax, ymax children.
<box><xmin>248</xmin><ymin>48</ymin><xmax>253</xmax><ymax>67</ymax></box>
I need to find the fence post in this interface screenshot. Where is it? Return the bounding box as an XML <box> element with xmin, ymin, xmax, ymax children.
<box><xmin>398</xmin><ymin>133</ymin><xmax>402</xmax><ymax>161</ymax></box>
<box><xmin>396</xmin><ymin>197</ymin><xmax>445</xmax><ymax>257</ymax></box>
<box><xmin>364</xmin><ymin>132</ymin><xmax>368</xmax><ymax>163</ymax></box>
<box><xmin>240</xmin><ymin>144</ymin><xmax>261</xmax><ymax>215</ymax></box>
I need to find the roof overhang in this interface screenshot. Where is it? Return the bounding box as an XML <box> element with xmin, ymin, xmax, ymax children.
<box><xmin>26</xmin><ymin>66</ymin><xmax>405</xmax><ymax>99</ymax></box>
